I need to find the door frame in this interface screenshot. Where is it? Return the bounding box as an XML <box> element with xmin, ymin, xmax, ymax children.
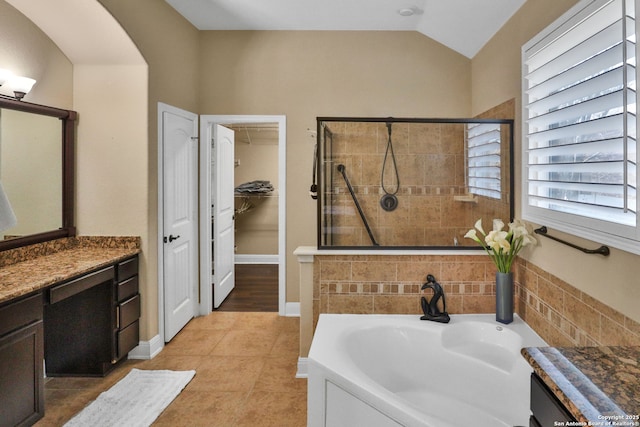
<box><xmin>157</xmin><ymin>102</ymin><xmax>199</xmax><ymax>344</ymax></box>
<box><xmin>199</xmin><ymin>115</ymin><xmax>287</xmax><ymax>316</ymax></box>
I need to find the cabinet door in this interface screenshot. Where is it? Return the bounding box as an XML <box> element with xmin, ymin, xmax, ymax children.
<box><xmin>0</xmin><ymin>321</ymin><xmax>44</xmax><ymax>427</ymax></box>
<box><xmin>530</xmin><ymin>373</ymin><xmax>576</xmax><ymax>425</ymax></box>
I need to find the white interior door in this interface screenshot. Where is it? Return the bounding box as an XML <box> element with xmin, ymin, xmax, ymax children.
<box><xmin>161</xmin><ymin>105</ymin><xmax>199</xmax><ymax>341</ymax></box>
<box><xmin>213</xmin><ymin>124</ymin><xmax>235</xmax><ymax>308</ymax></box>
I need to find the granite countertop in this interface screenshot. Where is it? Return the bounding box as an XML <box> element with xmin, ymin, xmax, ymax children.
<box><xmin>0</xmin><ymin>237</ymin><xmax>140</xmax><ymax>304</ymax></box>
<box><xmin>522</xmin><ymin>346</ymin><xmax>640</xmax><ymax>425</ymax></box>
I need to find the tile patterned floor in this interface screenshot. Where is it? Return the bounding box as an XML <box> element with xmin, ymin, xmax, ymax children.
<box><xmin>35</xmin><ymin>312</ymin><xmax>307</xmax><ymax>427</ymax></box>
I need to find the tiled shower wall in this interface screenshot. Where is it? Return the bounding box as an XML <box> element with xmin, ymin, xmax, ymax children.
<box><xmin>312</xmin><ymin>254</ymin><xmax>640</xmax><ymax>347</ymax></box>
<box><xmin>327</xmin><ymin>121</ymin><xmax>469</xmax><ymax>246</ymax></box>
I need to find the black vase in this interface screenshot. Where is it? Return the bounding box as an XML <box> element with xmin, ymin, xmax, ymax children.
<box><xmin>495</xmin><ymin>271</ymin><xmax>514</xmax><ymax>324</ymax></box>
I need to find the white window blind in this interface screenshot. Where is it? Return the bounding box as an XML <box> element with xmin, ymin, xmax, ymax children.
<box><xmin>467</xmin><ymin>122</ymin><xmax>502</xmax><ymax>199</ymax></box>
<box><xmin>523</xmin><ymin>0</ymin><xmax>639</xmax><ymax>253</ymax></box>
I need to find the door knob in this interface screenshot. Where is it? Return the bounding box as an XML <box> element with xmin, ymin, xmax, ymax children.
<box><xmin>164</xmin><ymin>234</ymin><xmax>181</xmax><ymax>243</ymax></box>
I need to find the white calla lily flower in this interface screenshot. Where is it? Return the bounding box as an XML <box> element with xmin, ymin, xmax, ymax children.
<box><xmin>464</xmin><ymin>218</ymin><xmax>537</xmax><ymax>273</ymax></box>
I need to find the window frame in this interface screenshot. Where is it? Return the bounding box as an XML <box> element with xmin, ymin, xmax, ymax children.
<box><xmin>521</xmin><ymin>0</ymin><xmax>640</xmax><ymax>255</ymax></box>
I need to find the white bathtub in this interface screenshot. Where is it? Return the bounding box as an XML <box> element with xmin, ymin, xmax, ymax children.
<box><xmin>307</xmin><ymin>314</ymin><xmax>547</xmax><ymax>427</ymax></box>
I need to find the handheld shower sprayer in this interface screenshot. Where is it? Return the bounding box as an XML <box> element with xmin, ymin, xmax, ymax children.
<box><xmin>380</xmin><ymin>120</ymin><xmax>400</xmax><ymax>211</ymax></box>
<box><xmin>309</xmin><ymin>143</ymin><xmax>318</xmax><ymax>199</ymax></box>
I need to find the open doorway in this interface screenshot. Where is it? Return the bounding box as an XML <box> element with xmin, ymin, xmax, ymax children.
<box><xmin>199</xmin><ymin>115</ymin><xmax>286</xmax><ymax>316</ymax></box>
<box><xmin>226</xmin><ymin>122</ymin><xmax>280</xmax><ymax>264</ymax></box>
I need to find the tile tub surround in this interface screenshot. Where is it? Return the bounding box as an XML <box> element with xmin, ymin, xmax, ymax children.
<box><xmin>313</xmin><ymin>253</ymin><xmax>498</xmax><ymax>318</ymax></box>
<box><xmin>295</xmin><ymin>247</ymin><xmax>640</xmax><ymax>357</ymax></box>
<box><xmin>515</xmin><ymin>259</ymin><xmax>640</xmax><ymax>348</ymax></box>
<box><xmin>522</xmin><ymin>346</ymin><xmax>640</xmax><ymax>423</ymax></box>
<box><xmin>0</xmin><ymin>236</ymin><xmax>141</xmax><ymax>303</ymax></box>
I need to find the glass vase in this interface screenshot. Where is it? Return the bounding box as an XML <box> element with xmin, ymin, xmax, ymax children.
<box><xmin>495</xmin><ymin>271</ymin><xmax>514</xmax><ymax>324</ymax></box>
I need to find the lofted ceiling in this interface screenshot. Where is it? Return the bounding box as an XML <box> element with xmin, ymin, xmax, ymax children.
<box><xmin>164</xmin><ymin>0</ymin><xmax>526</xmax><ymax>58</ymax></box>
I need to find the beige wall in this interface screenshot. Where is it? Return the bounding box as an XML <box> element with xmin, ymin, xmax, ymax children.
<box><xmin>98</xmin><ymin>0</ymin><xmax>200</xmax><ymax>340</ymax></box>
<box><xmin>472</xmin><ymin>0</ymin><xmax>640</xmax><ymax>324</ymax></box>
<box><xmin>199</xmin><ymin>30</ymin><xmax>472</xmax><ymax>301</ymax></box>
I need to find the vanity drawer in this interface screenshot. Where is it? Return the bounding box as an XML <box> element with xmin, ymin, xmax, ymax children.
<box><xmin>49</xmin><ymin>266</ymin><xmax>115</xmax><ymax>304</ymax></box>
<box><xmin>117</xmin><ymin>276</ymin><xmax>139</xmax><ymax>302</ymax></box>
<box><xmin>117</xmin><ymin>320</ymin><xmax>139</xmax><ymax>358</ymax></box>
<box><xmin>0</xmin><ymin>293</ymin><xmax>43</xmax><ymax>337</ymax></box>
<box><xmin>117</xmin><ymin>257</ymin><xmax>138</xmax><ymax>282</ymax></box>
<box><xmin>118</xmin><ymin>294</ymin><xmax>140</xmax><ymax>330</ymax></box>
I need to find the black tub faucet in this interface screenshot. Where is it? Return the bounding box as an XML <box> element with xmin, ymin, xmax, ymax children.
<box><xmin>420</xmin><ymin>274</ymin><xmax>450</xmax><ymax>323</ymax></box>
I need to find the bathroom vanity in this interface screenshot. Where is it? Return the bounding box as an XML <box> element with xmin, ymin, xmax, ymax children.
<box><xmin>522</xmin><ymin>346</ymin><xmax>640</xmax><ymax>426</ymax></box>
<box><xmin>0</xmin><ymin>237</ymin><xmax>140</xmax><ymax>427</ymax></box>
<box><xmin>44</xmin><ymin>255</ymin><xmax>140</xmax><ymax>376</ymax></box>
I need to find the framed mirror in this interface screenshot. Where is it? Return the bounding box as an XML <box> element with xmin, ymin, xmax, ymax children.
<box><xmin>0</xmin><ymin>97</ymin><xmax>76</xmax><ymax>251</ymax></box>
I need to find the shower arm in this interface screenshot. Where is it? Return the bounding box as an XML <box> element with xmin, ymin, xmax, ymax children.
<box><xmin>337</xmin><ymin>164</ymin><xmax>379</xmax><ymax>246</ymax></box>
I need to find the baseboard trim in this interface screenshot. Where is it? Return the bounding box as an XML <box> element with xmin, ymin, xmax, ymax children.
<box><xmin>127</xmin><ymin>334</ymin><xmax>163</xmax><ymax>360</ymax></box>
<box><xmin>234</xmin><ymin>254</ymin><xmax>279</xmax><ymax>264</ymax></box>
<box><xmin>296</xmin><ymin>357</ymin><xmax>308</xmax><ymax>378</ymax></box>
<box><xmin>285</xmin><ymin>302</ymin><xmax>300</xmax><ymax>317</ymax></box>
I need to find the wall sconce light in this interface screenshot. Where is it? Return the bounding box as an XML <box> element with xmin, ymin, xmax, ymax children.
<box><xmin>0</xmin><ymin>68</ymin><xmax>37</xmax><ymax>101</ymax></box>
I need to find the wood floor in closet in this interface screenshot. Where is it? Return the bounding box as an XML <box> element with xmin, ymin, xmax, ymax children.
<box><xmin>215</xmin><ymin>264</ymin><xmax>279</xmax><ymax>312</ymax></box>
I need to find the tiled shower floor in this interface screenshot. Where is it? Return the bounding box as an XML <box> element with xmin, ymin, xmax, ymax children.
<box><xmin>35</xmin><ymin>312</ymin><xmax>306</xmax><ymax>426</ymax></box>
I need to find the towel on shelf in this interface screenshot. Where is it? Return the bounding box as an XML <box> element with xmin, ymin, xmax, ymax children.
<box><xmin>234</xmin><ymin>180</ymin><xmax>274</xmax><ymax>194</ymax></box>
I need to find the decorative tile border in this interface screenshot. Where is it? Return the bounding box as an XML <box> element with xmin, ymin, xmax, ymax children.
<box><xmin>515</xmin><ymin>259</ymin><xmax>640</xmax><ymax>347</ymax></box>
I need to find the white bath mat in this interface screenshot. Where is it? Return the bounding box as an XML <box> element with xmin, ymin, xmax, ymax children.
<box><xmin>64</xmin><ymin>368</ymin><xmax>195</xmax><ymax>427</ymax></box>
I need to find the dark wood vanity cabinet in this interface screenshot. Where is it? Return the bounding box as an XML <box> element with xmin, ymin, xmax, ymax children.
<box><xmin>0</xmin><ymin>293</ymin><xmax>44</xmax><ymax>427</ymax></box>
<box><xmin>530</xmin><ymin>373</ymin><xmax>576</xmax><ymax>427</ymax></box>
<box><xmin>44</xmin><ymin>255</ymin><xmax>140</xmax><ymax>376</ymax></box>
<box><xmin>0</xmin><ymin>254</ymin><xmax>139</xmax><ymax>426</ymax></box>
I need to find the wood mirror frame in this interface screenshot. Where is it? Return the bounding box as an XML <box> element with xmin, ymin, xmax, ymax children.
<box><xmin>0</xmin><ymin>97</ymin><xmax>76</xmax><ymax>251</ymax></box>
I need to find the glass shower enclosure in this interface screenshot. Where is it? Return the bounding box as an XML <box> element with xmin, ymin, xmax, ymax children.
<box><xmin>316</xmin><ymin>117</ymin><xmax>514</xmax><ymax>249</ymax></box>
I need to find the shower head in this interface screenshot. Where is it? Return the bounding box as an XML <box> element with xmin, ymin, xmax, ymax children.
<box><xmin>337</xmin><ymin>164</ymin><xmax>345</xmax><ymax>172</ymax></box>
